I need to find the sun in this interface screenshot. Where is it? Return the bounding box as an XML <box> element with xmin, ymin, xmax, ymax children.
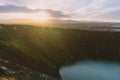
<box><xmin>32</xmin><ymin>12</ymin><xmax>50</xmax><ymax>21</ymax></box>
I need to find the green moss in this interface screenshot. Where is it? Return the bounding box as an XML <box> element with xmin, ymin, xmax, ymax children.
<box><xmin>8</xmin><ymin>39</ymin><xmax>55</xmax><ymax>69</ymax></box>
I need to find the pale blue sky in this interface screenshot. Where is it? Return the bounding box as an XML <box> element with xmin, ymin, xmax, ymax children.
<box><xmin>0</xmin><ymin>0</ymin><xmax>120</xmax><ymax>22</ymax></box>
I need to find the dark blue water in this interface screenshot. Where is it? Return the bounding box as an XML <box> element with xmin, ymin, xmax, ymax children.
<box><xmin>60</xmin><ymin>60</ymin><xmax>120</xmax><ymax>80</ymax></box>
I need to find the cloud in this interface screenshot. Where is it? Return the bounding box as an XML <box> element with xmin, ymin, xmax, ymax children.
<box><xmin>0</xmin><ymin>0</ymin><xmax>23</xmax><ymax>6</ymax></box>
<box><xmin>0</xmin><ymin>0</ymin><xmax>120</xmax><ymax>21</ymax></box>
<box><xmin>0</xmin><ymin>5</ymin><xmax>40</xmax><ymax>13</ymax></box>
<box><xmin>88</xmin><ymin>8</ymin><xmax>120</xmax><ymax>21</ymax></box>
<box><xmin>71</xmin><ymin>0</ymin><xmax>120</xmax><ymax>22</ymax></box>
<box><xmin>0</xmin><ymin>0</ymin><xmax>90</xmax><ymax>13</ymax></box>
<box><xmin>0</xmin><ymin>5</ymin><xmax>71</xmax><ymax>19</ymax></box>
<box><xmin>43</xmin><ymin>9</ymin><xmax>71</xmax><ymax>18</ymax></box>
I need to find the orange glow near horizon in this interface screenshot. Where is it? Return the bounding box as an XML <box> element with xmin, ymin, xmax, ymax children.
<box><xmin>0</xmin><ymin>12</ymin><xmax>52</xmax><ymax>24</ymax></box>
<box><xmin>32</xmin><ymin>12</ymin><xmax>50</xmax><ymax>21</ymax></box>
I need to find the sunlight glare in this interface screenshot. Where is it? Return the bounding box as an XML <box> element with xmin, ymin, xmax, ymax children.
<box><xmin>32</xmin><ymin>12</ymin><xmax>50</xmax><ymax>21</ymax></box>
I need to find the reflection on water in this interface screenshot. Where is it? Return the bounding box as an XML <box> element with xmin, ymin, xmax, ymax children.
<box><xmin>60</xmin><ymin>60</ymin><xmax>120</xmax><ymax>80</ymax></box>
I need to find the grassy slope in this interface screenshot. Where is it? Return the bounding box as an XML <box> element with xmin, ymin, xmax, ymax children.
<box><xmin>0</xmin><ymin>24</ymin><xmax>120</xmax><ymax>78</ymax></box>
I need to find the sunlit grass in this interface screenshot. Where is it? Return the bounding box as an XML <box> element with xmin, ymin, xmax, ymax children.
<box><xmin>0</xmin><ymin>77</ymin><xmax>16</xmax><ymax>80</ymax></box>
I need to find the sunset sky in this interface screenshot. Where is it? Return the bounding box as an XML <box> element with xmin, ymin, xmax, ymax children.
<box><xmin>0</xmin><ymin>0</ymin><xmax>120</xmax><ymax>22</ymax></box>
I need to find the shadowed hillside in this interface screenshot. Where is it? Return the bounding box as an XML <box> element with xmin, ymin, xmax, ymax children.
<box><xmin>0</xmin><ymin>24</ymin><xmax>120</xmax><ymax>79</ymax></box>
<box><xmin>0</xmin><ymin>58</ymin><xmax>56</xmax><ymax>80</ymax></box>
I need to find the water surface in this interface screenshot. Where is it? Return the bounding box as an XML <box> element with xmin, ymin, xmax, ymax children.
<box><xmin>60</xmin><ymin>60</ymin><xmax>120</xmax><ymax>80</ymax></box>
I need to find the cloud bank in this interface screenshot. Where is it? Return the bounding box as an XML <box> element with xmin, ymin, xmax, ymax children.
<box><xmin>0</xmin><ymin>0</ymin><xmax>120</xmax><ymax>21</ymax></box>
<box><xmin>0</xmin><ymin>5</ymin><xmax>71</xmax><ymax>19</ymax></box>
